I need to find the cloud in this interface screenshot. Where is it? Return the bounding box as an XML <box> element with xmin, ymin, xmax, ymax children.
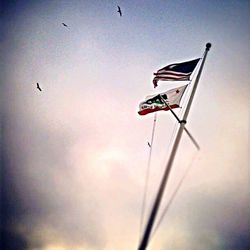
<box><xmin>1</xmin><ymin>99</ymin><xmax>106</xmax><ymax>249</ymax></box>
<box><xmin>1</xmin><ymin>228</ymin><xmax>28</xmax><ymax>250</ymax></box>
<box><xmin>1</xmin><ymin>1</ymin><xmax>249</xmax><ymax>249</ymax></box>
<box><xmin>154</xmin><ymin>178</ymin><xmax>250</xmax><ymax>250</ymax></box>
<box><xmin>1</xmin><ymin>151</ymin><xmax>29</xmax><ymax>250</ymax></box>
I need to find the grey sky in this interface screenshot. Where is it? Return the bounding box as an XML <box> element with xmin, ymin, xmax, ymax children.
<box><xmin>1</xmin><ymin>1</ymin><xmax>249</xmax><ymax>249</ymax></box>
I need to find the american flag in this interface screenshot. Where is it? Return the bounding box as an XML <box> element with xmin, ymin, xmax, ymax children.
<box><xmin>153</xmin><ymin>58</ymin><xmax>200</xmax><ymax>88</ymax></box>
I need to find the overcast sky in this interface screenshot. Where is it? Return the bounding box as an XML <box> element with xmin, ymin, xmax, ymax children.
<box><xmin>1</xmin><ymin>1</ymin><xmax>250</xmax><ymax>250</ymax></box>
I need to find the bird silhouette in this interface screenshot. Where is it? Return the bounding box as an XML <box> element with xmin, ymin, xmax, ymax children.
<box><xmin>147</xmin><ymin>142</ymin><xmax>151</xmax><ymax>148</ymax></box>
<box><xmin>36</xmin><ymin>83</ymin><xmax>42</xmax><ymax>91</ymax></box>
<box><xmin>117</xmin><ymin>6</ymin><xmax>122</xmax><ymax>16</ymax></box>
<box><xmin>62</xmin><ymin>23</ymin><xmax>68</xmax><ymax>28</ymax></box>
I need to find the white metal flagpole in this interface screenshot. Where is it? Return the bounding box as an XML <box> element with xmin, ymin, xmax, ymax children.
<box><xmin>138</xmin><ymin>43</ymin><xmax>211</xmax><ymax>250</ymax></box>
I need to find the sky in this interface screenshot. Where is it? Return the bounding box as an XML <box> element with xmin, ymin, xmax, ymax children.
<box><xmin>1</xmin><ymin>0</ymin><xmax>250</xmax><ymax>250</ymax></box>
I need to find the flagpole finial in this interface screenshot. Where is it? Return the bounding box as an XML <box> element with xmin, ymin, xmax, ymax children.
<box><xmin>206</xmin><ymin>43</ymin><xmax>212</xmax><ymax>50</ymax></box>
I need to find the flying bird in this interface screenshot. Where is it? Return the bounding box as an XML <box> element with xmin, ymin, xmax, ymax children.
<box><xmin>117</xmin><ymin>6</ymin><xmax>122</xmax><ymax>16</ymax></box>
<box><xmin>36</xmin><ymin>83</ymin><xmax>42</xmax><ymax>91</ymax></box>
<box><xmin>147</xmin><ymin>142</ymin><xmax>151</xmax><ymax>148</ymax></box>
<box><xmin>62</xmin><ymin>23</ymin><xmax>69</xmax><ymax>28</ymax></box>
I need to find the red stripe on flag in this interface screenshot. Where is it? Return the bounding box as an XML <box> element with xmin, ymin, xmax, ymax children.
<box><xmin>138</xmin><ymin>104</ymin><xmax>179</xmax><ymax>116</ymax></box>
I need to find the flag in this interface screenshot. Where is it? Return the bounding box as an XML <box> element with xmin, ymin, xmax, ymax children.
<box><xmin>138</xmin><ymin>85</ymin><xmax>187</xmax><ymax>116</ymax></box>
<box><xmin>153</xmin><ymin>58</ymin><xmax>200</xmax><ymax>88</ymax></box>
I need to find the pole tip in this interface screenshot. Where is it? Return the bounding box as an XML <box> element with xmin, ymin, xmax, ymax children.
<box><xmin>206</xmin><ymin>43</ymin><xmax>212</xmax><ymax>50</ymax></box>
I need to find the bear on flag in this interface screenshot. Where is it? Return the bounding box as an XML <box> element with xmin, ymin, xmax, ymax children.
<box><xmin>138</xmin><ymin>85</ymin><xmax>188</xmax><ymax>115</ymax></box>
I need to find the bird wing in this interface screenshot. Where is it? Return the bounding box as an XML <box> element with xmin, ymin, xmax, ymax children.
<box><xmin>36</xmin><ymin>83</ymin><xmax>42</xmax><ymax>91</ymax></box>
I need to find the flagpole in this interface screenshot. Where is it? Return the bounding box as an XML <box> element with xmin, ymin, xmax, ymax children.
<box><xmin>138</xmin><ymin>43</ymin><xmax>211</xmax><ymax>250</ymax></box>
<box><xmin>160</xmin><ymin>98</ymin><xmax>200</xmax><ymax>150</ymax></box>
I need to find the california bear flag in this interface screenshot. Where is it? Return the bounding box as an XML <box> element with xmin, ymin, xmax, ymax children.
<box><xmin>138</xmin><ymin>85</ymin><xmax>188</xmax><ymax>116</ymax></box>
